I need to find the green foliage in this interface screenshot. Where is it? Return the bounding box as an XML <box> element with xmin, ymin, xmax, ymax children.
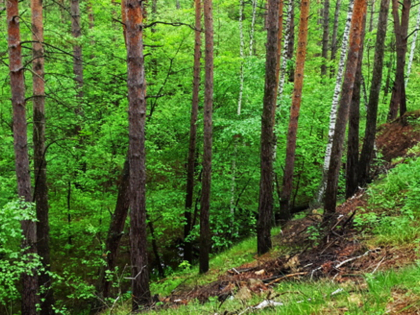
<box><xmin>356</xmin><ymin>157</ymin><xmax>420</xmax><ymax>245</ymax></box>
<box><xmin>0</xmin><ymin>199</ymin><xmax>43</xmax><ymax>306</ymax></box>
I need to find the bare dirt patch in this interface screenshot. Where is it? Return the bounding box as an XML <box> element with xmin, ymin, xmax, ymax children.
<box><xmin>376</xmin><ymin>110</ymin><xmax>420</xmax><ymax>162</ymax></box>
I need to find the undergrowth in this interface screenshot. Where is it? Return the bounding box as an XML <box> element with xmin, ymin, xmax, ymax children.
<box><xmin>102</xmin><ymin>155</ymin><xmax>420</xmax><ymax>314</ymax></box>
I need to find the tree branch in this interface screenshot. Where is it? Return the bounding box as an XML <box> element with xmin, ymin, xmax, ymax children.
<box><xmin>145</xmin><ymin>21</ymin><xmax>200</xmax><ymax>32</ymax></box>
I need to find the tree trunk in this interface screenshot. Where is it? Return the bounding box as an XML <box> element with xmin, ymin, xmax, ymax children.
<box><xmin>405</xmin><ymin>2</ymin><xmax>420</xmax><ymax>87</ymax></box>
<box><xmin>249</xmin><ymin>0</ymin><xmax>258</xmax><ymax>55</ymax></box>
<box><xmin>7</xmin><ymin>1</ymin><xmax>39</xmax><ymax>314</ymax></box>
<box><xmin>124</xmin><ymin>0</ymin><xmax>151</xmax><ymax>308</ymax></box>
<box><xmin>276</xmin><ymin>0</ymin><xmax>284</xmax><ymax>82</ymax></box>
<box><xmin>199</xmin><ymin>0</ymin><xmax>214</xmax><ymax>274</ymax></box>
<box><xmin>388</xmin><ymin>0</ymin><xmax>410</xmax><ymax>120</ymax></box>
<box><xmin>280</xmin><ymin>0</ymin><xmax>310</xmax><ymax>221</ymax></box>
<box><xmin>31</xmin><ymin>0</ymin><xmax>54</xmax><ymax>313</ymax></box>
<box><xmin>321</xmin><ymin>0</ymin><xmax>329</xmax><ymax>76</ymax></box>
<box><xmin>100</xmin><ymin>159</ymin><xmax>130</xmax><ymax>298</ymax></box>
<box><xmin>346</xmin><ymin>12</ymin><xmax>366</xmax><ymax>198</ymax></box>
<box><xmin>358</xmin><ymin>0</ymin><xmax>390</xmax><ymax>187</ymax></box>
<box><xmin>257</xmin><ymin>0</ymin><xmax>280</xmax><ymax>255</ymax></box>
<box><xmin>71</xmin><ymin>0</ymin><xmax>84</xmax><ymax>103</ymax></box>
<box><xmin>147</xmin><ymin>216</ymin><xmax>164</xmax><ymax>278</ymax></box>
<box><xmin>278</xmin><ymin>0</ymin><xmax>294</xmax><ymax>96</ymax></box>
<box><xmin>324</xmin><ymin>0</ymin><xmax>367</xmax><ymax>217</ymax></box>
<box><xmin>185</xmin><ymin>0</ymin><xmax>201</xmax><ymax>264</ymax></box>
<box><xmin>317</xmin><ymin>0</ymin><xmax>354</xmax><ymax>203</ymax></box>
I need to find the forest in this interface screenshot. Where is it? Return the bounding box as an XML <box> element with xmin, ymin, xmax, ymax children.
<box><xmin>1</xmin><ymin>0</ymin><xmax>420</xmax><ymax>313</ymax></box>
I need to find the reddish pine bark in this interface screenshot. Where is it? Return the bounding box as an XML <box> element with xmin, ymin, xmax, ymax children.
<box><xmin>280</xmin><ymin>0</ymin><xmax>310</xmax><ymax>221</ymax></box>
<box><xmin>257</xmin><ymin>0</ymin><xmax>280</xmax><ymax>255</ymax></box>
<box><xmin>324</xmin><ymin>0</ymin><xmax>367</xmax><ymax>217</ymax></box>
<box><xmin>31</xmin><ymin>0</ymin><xmax>54</xmax><ymax>313</ymax></box>
<box><xmin>7</xmin><ymin>0</ymin><xmax>39</xmax><ymax>314</ymax></box>
<box><xmin>124</xmin><ymin>0</ymin><xmax>151</xmax><ymax>308</ymax></box>
<box><xmin>199</xmin><ymin>0</ymin><xmax>214</xmax><ymax>274</ymax></box>
<box><xmin>345</xmin><ymin>13</ymin><xmax>366</xmax><ymax>198</ymax></box>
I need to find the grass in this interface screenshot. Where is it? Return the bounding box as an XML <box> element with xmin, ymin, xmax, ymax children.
<box><xmin>149</xmin><ymin>226</ymin><xmax>283</xmax><ymax>297</ymax></box>
<box><xmin>101</xmin><ymin>156</ymin><xmax>420</xmax><ymax>315</ymax></box>
<box><xmin>104</xmin><ymin>266</ymin><xmax>420</xmax><ymax>314</ymax></box>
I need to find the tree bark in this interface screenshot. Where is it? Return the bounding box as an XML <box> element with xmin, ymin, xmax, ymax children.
<box><xmin>317</xmin><ymin>0</ymin><xmax>354</xmax><ymax>203</ymax></box>
<box><xmin>358</xmin><ymin>0</ymin><xmax>390</xmax><ymax>187</ymax></box>
<box><xmin>257</xmin><ymin>0</ymin><xmax>280</xmax><ymax>255</ymax></box>
<box><xmin>100</xmin><ymin>159</ymin><xmax>130</xmax><ymax>298</ymax></box>
<box><xmin>124</xmin><ymin>0</ymin><xmax>151</xmax><ymax>308</ymax></box>
<box><xmin>249</xmin><ymin>0</ymin><xmax>258</xmax><ymax>55</ymax></box>
<box><xmin>324</xmin><ymin>0</ymin><xmax>367</xmax><ymax>217</ymax></box>
<box><xmin>278</xmin><ymin>0</ymin><xmax>294</xmax><ymax>97</ymax></box>
<box><xmin>321</xmin><ymin>0</ymin><xmax>330</xmax><ymax>76</ymax></box>
<box><xmin>199</xmin><ymin>0</ymin><xmax>214</xmax><ymax>274</ymax></box>
<box><xmin>185</xmin><ymin>0</ymin><xmax>201</xmax><ymax>264</ymax></box>
<box><xmin>346</xmin><ymin>12</ymin><xmax>366</xmax><ymax>198</ymax></box>
<box><xmin>7</xmin><ymin>1</ymin><xmax>39</xmax><ymax>314</ymax></box>
<box><xmin>31</xmin><ymin>0</ymin><xmax>54</xmax><ymax>313</ymax></box>
<box><xmin>280</xmin><ymin>0</ymin><xmax>310</xmax><ymax>221</ymax></box>
<box><xmin>388</xmin><ymin>0</ymin><xmax>410</xmax><ymax>120</ymax></box>
<box><xmin>405</xmin><ymin>3</ymin><xmax>420</xmax><ymax>87</ymax></box>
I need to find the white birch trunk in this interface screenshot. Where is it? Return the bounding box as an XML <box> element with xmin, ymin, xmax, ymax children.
<box><xmin>278</xmin><ymin>0</ymin><xmax>293</xmax><ymax>98</ymax></box>
<box><xmin>405</xmin><ymin>4</ymin><xmax>420</xmax><ymax>87</ymax></box>
<box><xmin>317</xmin><ymin>0</ymin><xmax>355</xmax><ymax>203</ymax></box>
<box><xmin>249</xmin><ymin>0</ymin><xmax>257</xmax><ymax>56</ymax></box>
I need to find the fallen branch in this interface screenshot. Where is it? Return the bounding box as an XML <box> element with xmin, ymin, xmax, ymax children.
<box><xmin>372</xmin><ymin>256</ymin><xmax>386</xmax><ymax>274</ymax></box>
<box><xmin>265</xmin><ymin>272</ymin><xmax>308</xmax><ymax>286</ymax></box>
<box><xmin>335</xmin><ymin>250</ymin><xmax>371</xmax><ymax>269</ymax></box>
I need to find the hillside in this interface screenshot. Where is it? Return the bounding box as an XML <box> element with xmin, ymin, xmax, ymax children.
<box><xmin>102</xmin><ymin>112</ymin><xmax>420</xmax><ymax>314</ymax></box>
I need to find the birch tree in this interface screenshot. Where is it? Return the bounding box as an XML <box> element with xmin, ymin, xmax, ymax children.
<box><xmin>278</xmin><ymin>0</ymin><xmax>294</xmax><ymax>97</ymax></box>
<box><xmin>324</xmin><ymin>0</ymin><xmax>367</xmax><ymax>217</ymax></box>
<box><xmin>317</xmin><ymin>0</ymin><xmax>354</xmax><ymax>203</ymax></box>
<box><xmin>405</xmin><ymin>3</ymin><xmax>420</xmax><ymax>87</ymax></box>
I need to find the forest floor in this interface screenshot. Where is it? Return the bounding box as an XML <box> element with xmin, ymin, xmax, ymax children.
<box><xmin>106</xmin><ymin>111</ymin><xmax>420</xmax><ymax>314</ymax></box>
